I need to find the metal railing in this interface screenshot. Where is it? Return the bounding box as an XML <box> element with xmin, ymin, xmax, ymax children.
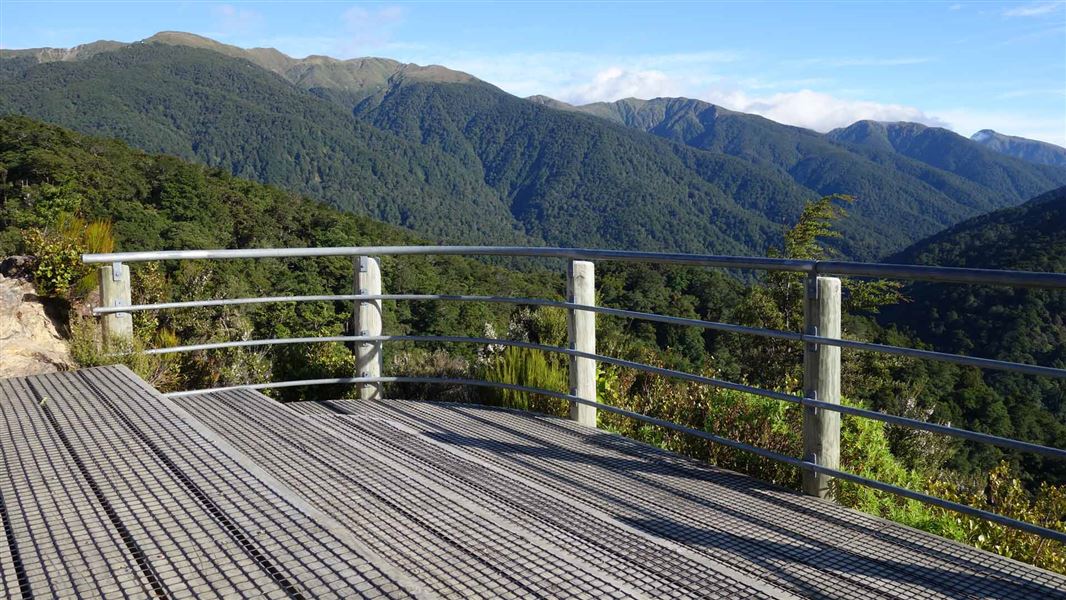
<box><xmin>83</xmin><ymin>245</ymin><xmax>1066</xmax><ymax>543</ymax></box>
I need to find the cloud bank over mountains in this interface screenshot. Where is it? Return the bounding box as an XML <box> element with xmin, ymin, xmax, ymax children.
<box><xmin>543</xmin><ymin>65</ymin><xmax>949</xmax><ymax>133</ymax></box>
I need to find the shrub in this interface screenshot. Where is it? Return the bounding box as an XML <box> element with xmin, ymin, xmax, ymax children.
<box><xmin>479</xmin><ymin>345</ymin><xmax>568</xmax><ymax>415</ymax></box>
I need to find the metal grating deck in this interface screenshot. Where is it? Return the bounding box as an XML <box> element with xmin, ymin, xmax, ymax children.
<box><xmin>2</xmin><ymin>366</ymin><xmax>1065</xmax><ymax>598</ymax></box>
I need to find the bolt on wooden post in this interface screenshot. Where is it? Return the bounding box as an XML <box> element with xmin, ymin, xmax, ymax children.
<box><xmin>353</xmin><ymin>256</ymin><xmax>383</xmax><ymax>401</ymax></box>
<box><xmin>802</xmin><ymin>275</ymin><xmax>842</xmax><ymax>499</ymax></box>
<box><xmin>567</xmin><ymin>260</ymin><xmax>597</xmax><ymax>427</ymax></box>
<box><xmin>98</xmin><ymin>262</ymin><xmax>133</xmax><ymax>348</ymax></box>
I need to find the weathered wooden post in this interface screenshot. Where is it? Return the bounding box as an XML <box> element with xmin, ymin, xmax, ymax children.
<box><xmin>567</xmin><ymin>260</ymin><xmax>597</xmax><ymax>427</ymax></box>
<box><xmin>98</xmin><ymin>262</ymin><xmax>133</xmax><ymax>348</ymax></box>
<box><xmin>354</xmin><ymin>256</ymin><xmax>383</xmax><ymax>401</ymax></box>
<box><xmin>802</xmin><ymin>275</ymin><xmax>842</xmax><ymax>498</ymax></box>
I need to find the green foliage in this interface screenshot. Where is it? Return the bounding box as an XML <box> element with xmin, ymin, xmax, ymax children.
<box><xmin>22</xmin><ymin>228</ymin><xmax>82</xmax><ymax>295</ymax></box>
<box><xmin>68</xmin><ymin>314</ymin><xmax>181</xmax><ymax>390</ymax></box>
<box><xmin>0</xmin><ymin>115</ymin><xmax>560</xmax><ymax>397</ymax></box>
<box><xmin>720</xmin><ymin>195</ymin><xmax>902</xmax><ymax>388</ymax></box>
<box><xmin>885</xmin><ymin>185</ymin><xmax>1066</xmax><ymax>483</ymax></box>
<box><xmin>480</xmin><ymin>346</ymin><xmax>569</xmax><ymax>415</ymax></box>
<box><xmin>476</xmin><ymin>306</ymin><xmax>570</xmax><ymax>414</ymax></box>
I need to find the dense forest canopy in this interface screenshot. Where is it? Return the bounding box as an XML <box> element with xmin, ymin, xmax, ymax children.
<box><xmin>885</xmin><ymin>185</ymin><xmax>1066</xmax><ymax>484</ymax></box>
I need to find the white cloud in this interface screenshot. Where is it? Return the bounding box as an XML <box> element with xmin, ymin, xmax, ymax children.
<box><xmin>413</xmin><ymin>50</ymin><xmax>961</xmax><ymax>135</ymax></box>
<box><xmin>410</xmin><ymin>50</ymin><xmax>736</xmax><ymax>105</ymax></box>
<box><xmin>560</xmin><ymin>68</ymin><xmax>682</xmax><ymax>104</ymax></box>
<box><xmin>1003</xmin><ymin>2</ymin><xmax>1064</xmax><ymax>17</ymax></box>
<box><xmin>211</xmin><ymin>4</ymin><xmax>264</xmax><ymax>37</ymax></box>
<box><xmin>338</xmin><ymin>5</ymin><xmax>407</xmax><ymax>54</ymax></box>
<box><xmin>703</xmin><ymin>88</ymin><xmax>949</xmax><ymax>132</ymax></box>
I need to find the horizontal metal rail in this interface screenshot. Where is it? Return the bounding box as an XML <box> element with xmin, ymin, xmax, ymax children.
<box><xmin>93</xmin><ymin>295</ymin><xmax>354</xmax><ymax>313</ymax></box>
<box><xmin>83</xmin><ymin>245</ymin><xmax>1066</xmax><ymax>288</ymax></box>
<box><xmin>145</xmin><ymin>333</ymin><xmax>1066</xmax><ymax>461</ymax></box>
<box><xmin>161</xmin><ymin>375</ymin><xmax>1066</xmax><ymax>545</ymax></box>
<box><xmin>99</xmin><ymin>293</ymin><xmax>1064</xmax><ymax>379</ymax></box>
<box><xmin>99</xmin><ymin>293</ymin><xmax>801</xmax><ymax>342</ymax></box>
<box><xmin>808</xmin><ymin>335</ymin><xmax>1066</xmax><ymax>380</ymax></box>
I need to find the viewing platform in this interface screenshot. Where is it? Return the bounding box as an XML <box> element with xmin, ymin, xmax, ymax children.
<box><xmin>2</xmin><ymin>365</ymin><xmax>1065</xmax><ymax>599</ymax></box>
<box><xmin>4</xmin><ymin>244</ymin><xmax>1066</xmax><ymax>597</ymax></box>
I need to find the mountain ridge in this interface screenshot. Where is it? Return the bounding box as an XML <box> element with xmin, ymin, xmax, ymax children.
<box><xmin>3</xmin><ymin>32</ymin><xmax>1065</xmax><ymax>260</ymax></box>
<box><xmin>971</xmin><ymin>129</ymin><xmax>1066</xmax><ymax>167</ymax></box>
<box><xmin>0</xmin><ymin>42</ymin><xmax>801</xmax><ymax>255</ymax></box>
<box><xmin>525</xmin><ymin>96</ymin><xmax>1066</xmax><ymax>258</ymax></box>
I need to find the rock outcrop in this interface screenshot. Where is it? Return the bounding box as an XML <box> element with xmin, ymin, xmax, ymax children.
<box><xmin>0</xmin><ymin>275</ymin><xmax>76</xmax><ymax>378</ymax></box>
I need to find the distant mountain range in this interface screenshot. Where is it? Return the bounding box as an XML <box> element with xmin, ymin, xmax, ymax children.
<box><xmin>3</xmin><ymin>32</ymin><xmax>1065</xmax><ymax>259</ymax></box>
<box><xmin>970</xmin><ymin>129</ymin><xmax>1066</xmax><ymax>167</ymax></box>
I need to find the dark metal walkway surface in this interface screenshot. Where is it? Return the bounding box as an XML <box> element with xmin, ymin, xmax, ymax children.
<box><xmin>3</xmin><ymin>367</ymin><xmax>1066</xmax><ymax>598</ymax></box>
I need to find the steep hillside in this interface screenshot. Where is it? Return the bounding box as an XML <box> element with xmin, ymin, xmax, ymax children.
<box><xmin>0</xmin><ymin>40</ymin><xmax>810</xmax><ymax>256</ymax></box>
<box><xmin>0</xmin><ymin>44</ymin><xmax>529</xmax><ymax>246</ymax></box>
<box><xmin>347</xmin><ymin>80</ymin><xmax>817</xmax><ymax>254</ymax></box>
<box><xmin>536</xmin><ymin>96</ymin><xmax>1066</xmax><ymax>258</ymax></box>
<box><xmin>884</xmin><ymin>186</ymin><xmax>1066</xmax><ymax>480</ymax></box>
<box><xmin>971</xmin><ymin>129</ymin><xmax>1066</xmax><ymax>168</ymax></box>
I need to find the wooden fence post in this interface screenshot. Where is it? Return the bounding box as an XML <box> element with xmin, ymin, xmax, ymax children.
<box><xmin>99</xmin><ymin>262</ymin><xmax>133</xmax><ymax>348</ymax></box>
<box><xmin>354</xmin><ymin>256</ymin><xmax>383</xmax><ymax>401</ymax></box>
<box><xmin>567</xmin><ymin>260</ymin><xmax>597</xmax><ymax>427</ymax></box>
<box><xmin>802</xmin><ymin>275</ymin><xmax>842</xmax><ymax>498</ymax></box>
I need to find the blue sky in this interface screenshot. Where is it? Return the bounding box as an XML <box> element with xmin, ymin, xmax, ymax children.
<box><xmin>3</xmin><ymin>1</ymin><xmax>1064</xmax><ymax>145</ymax></box>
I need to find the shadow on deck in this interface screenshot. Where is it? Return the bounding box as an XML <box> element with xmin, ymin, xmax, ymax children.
<box><xmin>1</xmin><ymin>366</ymin><xmax>1064</xmax><ymax>599</ymax></box>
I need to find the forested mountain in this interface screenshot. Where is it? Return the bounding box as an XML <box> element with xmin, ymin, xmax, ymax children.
<box><xmin>971</xmin><ymin>129</ymin><xmax>1066</xmax><ymax>167</ymax></box>
<box><xmin>0</xmin><ymin>40</ymin><xmax>802</xmax><ymax>256</ymax></box>
<box><xmin>6</xmin><ymin>34</ymin><xmax>1066</xmax><ymax>261</ymax></box>
<box><xmin>346</xmin><ymin>80</ymin><xmax>819</xmax><ymax>254</ymax></box>
<box><xmin>0</xmin><ymin>44</ymin><xmax>532</xmax><ymax>246</ymax></box>
<box><xmin>532</xmin><ymin>96</ymin><xmax>1066</xmax><ymax>258</ymax></box>
<box><xmin>826</xmin><ymin>121</ymin><xmax>1066</xmax><ymax>199</ymax></box>
<box><xmin>884</xmin><ymin>185</ymin><xmax>1066</xmax><ymax>481</ymax></box>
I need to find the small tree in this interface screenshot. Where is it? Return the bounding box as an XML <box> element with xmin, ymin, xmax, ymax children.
<box><xmin>726</xmin><ymin>195</ymin><xmax>902</xmax><ymax>389</ymax></box>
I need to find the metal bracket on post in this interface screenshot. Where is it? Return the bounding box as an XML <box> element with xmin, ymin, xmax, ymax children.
<box><xmin>112</xmin><ymin>299</ymin><xmax>129</xmax><ymax>319</ymax></box>
<box><xmin>806</xmin><ymin>325</ymin><xmax>819</xmax><ymax>353</ymax></box>
<box><xmin>112</xmin><ymin>261</ymin><xmax>124</xmax><ymax>281</ymax></box>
